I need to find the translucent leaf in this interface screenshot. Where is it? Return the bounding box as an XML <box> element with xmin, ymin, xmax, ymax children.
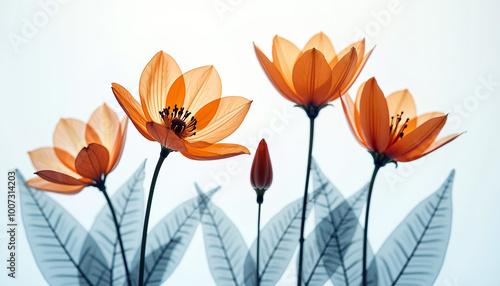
<box><xmin>305</xmin><ymin>159</ymin><xmax>373</xmax><ymax>286</ymax></box>
<box><xmin>303</xmin><ymin>187</ymin><xmax>368</xmax><ymax>286</ymax></box>
<box><xmin>199</xmin><ymin>191</ymin><xmax>249</xmax><ymax>286</ymax></box>
<box><xmin>19</xmin><ymin>171</ymin><xmax>110</xmax><ymax>286</ymax></box>
<box><xmin>311</xmin><ymin>159</ymin><xmax>345</xmax><ymax>224</ymax></box>
<box><xmin>131</xmin><ymin>186</ymin><xmax>219</xmax><ymax>286</ymax></box>
<box><xmin>244</xmin><ymin>186</ymin><xmax>322</xmax><ymax>285</ymax></box>
<box><xmin>367</xmin><ymin>170</ymin><xmax>455</xmax><ymax>285</ymax></box>
<box><xmin>86</xmin><ymin>161</ymin><xmax>146</xmax><ymax>285</ymax></box>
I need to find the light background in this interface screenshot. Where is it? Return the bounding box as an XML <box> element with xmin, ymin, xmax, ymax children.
<box><xmin>1</xmin><ymin>0</ymin><xmax>499</xmax><ymax>285</ymax></box>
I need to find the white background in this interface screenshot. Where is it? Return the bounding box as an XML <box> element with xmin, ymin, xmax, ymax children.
<box><xmin>1</xmin><ymin>0</ymin><xmax>499</xmax><ymax>285</ymax></box>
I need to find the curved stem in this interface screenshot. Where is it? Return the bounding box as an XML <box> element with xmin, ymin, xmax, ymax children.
<box><xmin>138</xmin><ymin>147</ymin><xmax>170</xmax><ymax>286</ymax></box>
<box><xmin>98</xmin><ymin>184</ymin><xmax>132</xmax><ymax>286</ymax></box>
<box><xmin>256</xmin><ymin>201</ymin><xmax>262</xmax><ymax>286</ymax></box>
<box><xmin>362</xmin><ymin>165</ymin><xmax>381</xmax><ymax>286</ymax></box>
<box><xmin>297</xmin><ymin>117</ymin><xmax>315</xmax><ymax>286</ymax></box>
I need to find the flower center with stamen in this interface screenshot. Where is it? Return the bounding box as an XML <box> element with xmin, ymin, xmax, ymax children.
<box><xmin>159</xmin><ymin>104</ymin><xmax>197</xmax><ymax>138</ymax></box>
<box><xmin>389</xmin><ymin>111</ymin><xmax>410</xmax><ymax>140</ymax></box>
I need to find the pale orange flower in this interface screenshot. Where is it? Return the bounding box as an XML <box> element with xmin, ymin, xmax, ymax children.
<box><xmin>27</xmin><ymin>104</ymin><xmax>128</xmax><ymax>194</ymax></box>
<box><xmin>254</xmin><ymin>32</ymin><xmax>373</xmax><ymax>116</ymax></box>
<box><xmin>112</xmin><ymin>51</ymin><xmax>251</xmax><ymax>160</ymax></box>
<box><xmin>341</xmin><ymin>77</ymin><xmax>461</xmax><ymax>165</ymax></box>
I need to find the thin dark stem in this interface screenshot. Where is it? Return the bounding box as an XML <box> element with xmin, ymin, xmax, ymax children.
<box><xmin>256</xmin><ymin>201</ymin><xmax>262</xmax><ymax>286</ymax></box>
<box><xmin>362</xmin><ymin>165</ymin><xmax>381</xmax><ymax>286</ymax></box>
<box><xmin>98</xmin><ymin>184</ymin><xmax>132</xmax><ymax>286</ymax></box>
<box><xmin>297</xmin><ymin>117</ymin><xmax>315</xmax><ymax>286</ymax></box>
<box><xmin>138</xmin><ymin>147</ymin><xmax>170</xmax><ymax>286</ymax></box>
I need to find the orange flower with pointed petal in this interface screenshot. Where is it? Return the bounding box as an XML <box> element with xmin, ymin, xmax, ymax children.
<box><xmin>27</xmin><ymin>104</ymin><xmax>128</xmax><ymax>194</ymax></box>
<box><xmin>254</xmin><ymin>32</ymin><xmax>373</xmax><ymax>117</ymax></box>
<box><xmin>112</xmin><ymin>51</ymin><xmax>251</xmax><ymax>160</ymax></box>
<box><xmin>341</xmin><ymin>77</ymin><xmax>461</xmax><ymax>165</ymax></box>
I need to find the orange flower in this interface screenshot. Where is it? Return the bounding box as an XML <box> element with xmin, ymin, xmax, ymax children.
<box><xmin>341</xmin><ymin>77</ymin><xmax>461</xmax><ymax>165</ymax></box>
<box><xmin>27</xmin><ymin>104</ymin><xmax>128</xmax><ymax>194</ymax></box>
<box><xmin>112</xmin><ymin>51</ymin><xmax>251</xmax><ymax>160</ymax></box>
<box><xmin>254</xmin><ymin>32</ymin><xmax>373</xmax><ymax>117</ymax></box>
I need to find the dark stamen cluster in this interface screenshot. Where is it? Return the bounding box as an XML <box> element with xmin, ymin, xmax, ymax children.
<box><xmin>390</xmin><ymin>111</ymin><xmax>410</xmax><ymax>139</ymax></box>
<box><xmin>159</xmin><ymin>104</ymin><xmax>197</xmax><ymax>138</ymax></box>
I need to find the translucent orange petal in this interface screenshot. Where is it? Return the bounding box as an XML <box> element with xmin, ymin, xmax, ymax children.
<box><xmin>140</xmin><ymin>95</ymin><xmax>154</xmax><ymax>122</ymax></box>
<box><xmin>108</xmin><ymin>116</ymin><xmax>128</xmax><ymax>173</ymax></box>
<box><xmin>53</xmin><ymin>148</ymin><xmax>78</xmax><ymax>173</ymax></box>
<box><xmin>29</xmin><ymin>147</ymin><xmax>79</xmax><ymax>177</ymax></box>
<box><xmin>303</xmin><ymin>32</ymin><xmax>336</xmax><ymax>63</ymax></box>
<box><xmin>139</xmin><ymin>51</ymin><xmax>182</xmax><ymax>123</ymax></box>
<box><xmin>180</xmin><ymin>143</ymin><xmax>250</xmax><ymax>160</ymax></box>
<box><xmin>404</xmin><ymin>112</ymin><xmax>446</xmax><ymax>135</ymax></box>
<box><xmin>180</xmin><ymin>66</ymin><xmax>222</xmax><ymax>115</ymax></box>
<box><xmin>112</xmin><ymin>83</ymin><xmax>155</xmax><ymax>141</ymax></box>
<box><xmin>340</xmin><ymin>47</ymin><xmax>374</xmax><ymax>95</ymax></box>
<box><xmin>292</xmin><ymin>48</ymin><xmax>332</xmax><ymax>106</ymax></box>
<box><xmin>254</xmin><ymin>44</ymin><xmax>305</xmax><ymax>105</ymax></box>
<box><xmin>85</xmin><ymin>124</ymin><xmax>102</xmax><ymax>146</ymax></box>
<box><xmin>354</xmin><ymin>81</ymin><xmax>366</xmax><ymax>139</ymax></box>
<box><xmin>353</xmin><ymin>39</ymin><xmax>366</xmax><ymax>68</ymax></box>
<box><xmin>417</xmin><ymin>112</ymin><xmax>446</xmax><ymax>125</ymax></box>
<box><xmin>86</xmin><ymin>104</ymin><xmax>120</xmax><ymax>152</ymax></box>
<box><xmin>190</xmin><ymin>97</ymin><xmax>252</xmax><ymax>144</ymax></box>
<box><xmin>145</xmin><ymin>122</ymin><xmax>187</xmax><ymax>152</ymax></box>
<box><xmin>35</xmin><ymin>170</ymin><xmax>91</xmax><ymax>186</ymax></box>
<box><xmin>272</xmin><ymin>35</ymin><xmax>301</xmax><ymax>87</ymax></box>
<box><xmin>340</xmin><ymin>94</ymin><xmax>367</xmax><ymax>147</ymax></box>
<box><xmin>386</xmin><ymin>89</ymin><xmax>417</xmax><ymax>127</ymax></box>
<box><xmin>74</xmin><ymin>143</ymin><xmax>110</xmax><ymax>181</ymax></box>
<box><xmin>398</xmin><ymin>133</ymin><xmax>461</xmax><ymax>162</ymax></box>
<box><xmin>192</xmin><ymin>98</ymin><xmax>220</xmax><ymax>131</ymax></box>
<box><xmin>26</xmin><ymin>177</ymin><xmax>85</xmax><ymax>194</ymax></box>
<box><xmin>330</xmin><ymin>39</ymin><xmax>365</xmax><ymax>68</ymax></box>
<box><xmin>384</xmin><ymin>115</ymin><xmax>447</xmax><ymax>160</ymax></box>
<box><xmin>327</xmin><ymin>47</ymin><xmax>357</xmax><ymax>102</ymax></box>
<box><xmin>53</xmin><ymin>118</ymin><xmax>87</xmax><ymax>158</ymax></box>
<box><xmin>359</xmin><ymin>78</ymin><xmax>390</xmax><ymax>152</ymax></box>
<box><xmin>165</xmin><ymin>72</ymin><xmax>186</xmax><ymax>110</ymax></box>
<box><xmin>184</xmin><ymin>140</ymin><xmax>212</xmax><ymax>149</ymax></box>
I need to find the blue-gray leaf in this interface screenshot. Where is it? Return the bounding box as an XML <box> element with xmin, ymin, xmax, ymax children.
<box><xmin>311</xmin><ymin>159</ymin><xmax>345</xmax><ymax>225</ymax></box>
<box><xmin>304</xmin><ymin>159</ymin><xmax>372</xmax><ymax>286</ymax></box>
<box><xmin>200</xmin><ymin>193</ymin><xmax>249</xmax><ymax>286</ymax></box>
<box><xmin>303</xmin><ymin>186</ymin><xmax>368</xmax><ymax>286</ymax></box>
<box><xmin>244</xmin><ymin>187</ymin><xmax>321</xmax><ymax>286</ymax></box>
<box><xmin>87</xmin><ymin>161</ymin><xmax>146</xmax><ymax>285</ymax></box>
<box><xmin>367</xmin><ymin>170</ymin><xmax>455</xmax><ymax>286</ymax></box>
<box><xmin>132</xmin><ymin>186</ymin><xmax>219</xmax><ymax>286</ymax></box>
<box><xmin>19</xmin><ymin>171</ymin><xmax>109</xmax><ymax>286</ymax></box>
